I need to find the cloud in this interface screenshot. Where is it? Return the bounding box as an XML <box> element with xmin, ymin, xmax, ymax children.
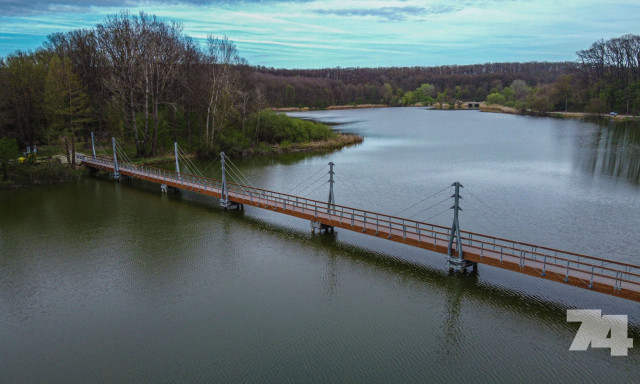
<box><xmin>313</xmin><ymin>6</ymin><xmax>428</xmax><ymax>22</ymax></box>
<box><xmin>0</xmin><ymin>0</ymin><xmax>317</xmax><ymax>16</ymax></box>
<box><xmin>1</xmin><ymin>0</ymin><xmax>132</xmax><ymax>16</ymax></box>
<box><xmin>311</xmin><ymin>3</ymin><xmax>465</xmax><ymax>22</ymax></box>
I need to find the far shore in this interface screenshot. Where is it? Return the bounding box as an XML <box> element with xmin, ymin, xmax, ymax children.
<box><xmin>273</xmin><ymin>103</ymin><xmax>639</xmax><ymax>121</ymax></box>
<box><xmin>480</xmin><ymin>104</ymin><xmax>640</xmax><ymax>121</ymax></box>
<box><xmin>273</xmin><ymin>102</ymin><xmax>485</xmax><ymax>113</ymax></box>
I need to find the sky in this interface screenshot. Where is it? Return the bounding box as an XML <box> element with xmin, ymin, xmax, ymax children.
<box><xmin>0</xmin><ymin>0</ymin><xmax>638</xmax><ymax>69</ymax></box>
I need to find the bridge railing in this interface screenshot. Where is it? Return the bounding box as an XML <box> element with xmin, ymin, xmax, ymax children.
<box><xmin>83</xmin><ymin>156</ymin><xmax>225</xmax><ymax>192</ymax></box>
<box><xmin>81</xmin><ymin>155</ymin><xmax>640</xmax><ymax>293</ymax></box>
<box><xmin>457</xmin><ymin>229</ymin><xmax>640</xmax><ymax>290</ymax></box>
<box><xmin>223</xmin><ymin>179</ymin><xmax>640</xmax><ymax>292</ymax></box>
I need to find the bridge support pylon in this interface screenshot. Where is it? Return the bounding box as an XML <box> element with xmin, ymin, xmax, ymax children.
<box><xmin>447</xmin><ymin>182</ymin><xmax>476</xmax><ymax>273</ymax></box>
<box><xmin>311</xmin><ymin>161</ymin><xmax>336</xmax><ymax>234</ymax></box>
<box><xmin>162</xmin><ymin>142</ymin><xmax>181</xmax><ymax>194</ymax></box>
<box><xmin>219</xmin><ymin>152</ymin><xmax>243</xmax><ymax>210</ymax></box>
<box><xmin>91</xmin><ymin>132</ymin><xmax>96</xmax><ymax>159</ymax></box>
<box><xmin>111</xmin><ymin>137</ymin><xmax>120</xmax><ymax>180</ymax></box>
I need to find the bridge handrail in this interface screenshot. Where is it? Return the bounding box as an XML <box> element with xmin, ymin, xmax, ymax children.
<box><xmin>221</xmin><ymin>181</ymin><xmax>640</xmax><ymax>279</ymax></box>
<box><xmin>81</xmin><ymin>155</ymin><xmax>640</xmax><ymax>285</ymax></box>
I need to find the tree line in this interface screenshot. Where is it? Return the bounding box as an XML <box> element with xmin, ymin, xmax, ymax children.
<box><xmin>576</xmin><ymin>34</ymin><xmax>640</xmax><ymax>115</ymax></box>
<box><xmin>0</xmin><ymin>11</ymin><xmax>263</xmax><ymax>160</ymax></box>
<box><xmin>254</xmin><ymin>35</ymin><xmax>640</xmax><ymax>115</ymax></box>
<box><xmin>1</xmin><ymin>11</ymin><xmax>638</xmax><ymax>162</ymax></box>
<box><xmin>253</xmin><ymin>62</ymin><xmax>577</xmax><ymax>109</ymax></box>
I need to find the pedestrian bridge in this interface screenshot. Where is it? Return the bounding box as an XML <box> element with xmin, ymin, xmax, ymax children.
<box><xmin>80</xmin><ymin>136</ymin><xmax>640</xmax><ymax>303</ymax></box>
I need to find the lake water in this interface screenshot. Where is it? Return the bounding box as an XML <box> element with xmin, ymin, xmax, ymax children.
<box><xmin>1</xmin><ymin>108</ymin><xmax>639</xmax><ymax>382</ymax></box>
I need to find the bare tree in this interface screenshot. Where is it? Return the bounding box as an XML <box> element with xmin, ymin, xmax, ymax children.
<box><xmin>140</xmin><ymin>14</ymin><xmax>186</xmax><ymax>155</ymax></box>
<box><xmin>204</xmin><ymin>36</ymin><xmax>246</xmax><ymax>149</ymax></box>
<box><xmin>96</xmin><ymin>11</ymin><xmax>144</xmax><ymax>155</ymax></box>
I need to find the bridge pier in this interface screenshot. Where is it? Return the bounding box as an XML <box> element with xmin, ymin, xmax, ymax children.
<box><xmin>448</xmin><ymin>258</ymin><xmax>477</xmax><ymax>274</ymax></box>
<box><xmin>221</xmin><ymin>200</ymin><xmax>244</xmax><ymax>210</ymax></box>
<box><xmin>160</xmin><ymin>184</ymin><xmax>180</xmax><ymax>194</ymax></box>
<box><xmin>311</xmin><ymin>221</ymin><xmax>334</xmax><ymax>234</ymax></box>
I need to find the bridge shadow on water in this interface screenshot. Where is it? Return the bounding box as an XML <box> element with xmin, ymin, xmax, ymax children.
<box><xmin>91</xmin><ymin>171</ymin><xmax>640</xmax><ymax>342</ymax></box>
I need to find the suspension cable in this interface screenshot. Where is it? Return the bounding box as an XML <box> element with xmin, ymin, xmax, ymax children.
<box><xmin>465</xmin><ymin>190</ymin><xmax>591</xmax><ymax>252</ymax></box>
<box><xmin>94</xmin><ymin>141</ymin><xmax>109</xmax><ymax>157</ymax></box>
<box><xmin>393</xmin><ymin>185</ymin><xmax>450</xmax><ymax>216</ymax></box>
<box><xmin>225</xmin><ymin>157</ymin><xmax>255</xmax><ymax>188</ymax></box>
<box><xmin>225</xmin><ymin>165</ymin><xmax>255</xmax><ymax>195</ymax></box>
<box><xmin>421</xmin><ymin>206</ymin><xmax>452</xmax><ymax>223</ymax></box>
<box><xmin>295</xmin><ymin>171</ymin><xmax>329</xmax><ymax>197</ymax></box>
<box><xmin>406</xmin><ymin>196</ymin><xmax>451</xmax><ymax>220</ymax></box>
<box><xmin>178</xmin><ymin>146</ymin><xmax>204</xmax><ymax>178</ymax></box>
<box><xmin>285</xmin><ymin>164</ymin><xmax>328</xmax><ymax>195</ymax></box>
<box><xmin>178</xmin><ymin>151</ymin><xmax>202</xmax><ymax>177</ymax></box>
<box><xmin>201</xmin><ymin>157</ymin><xmax>221</xmax><ymax>174</ymax></box>
<box><xmin>113</xmin><ymin>142</ymin><xmax>136</xmax><ymax>170</ymax></box>
<box><xmin>303</xmin><ymin>180</ymin><xmax>329</xmax><ymax>199</ymax></box>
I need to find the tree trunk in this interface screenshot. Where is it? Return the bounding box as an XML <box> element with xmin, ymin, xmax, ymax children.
<box><xmin>151</xmin><ymin>94</ymin><xmax>159</xmax><ymax>156</ymax></box>
<box><xmin>171</xmin><ymin>106</ymin><xmax>177</xmax><ymax>143</ymax></box>
<box><xmin>71</xmin><ymin>138</ymin><xmax>76</xmax><ymax>167</ymax></box>
<box><xmin>186</xmin><ymin>109</ymin><xmax>192</xmax><ymax>147</ymax></box>
<box><xmin>210</xmin><ymin>100</ymin><xmax>218</xmax><ymax>148</ymax></box>
<box><xmin>63</xmin><ymin>137</ymin><xmax>71</xmax><ymax>165</ymax></box>
<box><xmin>130</xmin><ymin>87</ymin><xmax>140</xmax><ymax>157</ymax></box>
<box><xmin>143</xmin><ymin>71</ymin><xmax>150</xmax><ymax>156</ymax></box>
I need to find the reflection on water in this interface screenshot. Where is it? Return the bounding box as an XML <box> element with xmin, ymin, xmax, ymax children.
<box><xmin>578</xmin><ymin>119</ymin><xmax>640</xmax><ymax>185</ymax></box>
<box><xmin>2</xmin><ymin>109</ymin><xmax>640</xmax><ymax>383</ymax></box>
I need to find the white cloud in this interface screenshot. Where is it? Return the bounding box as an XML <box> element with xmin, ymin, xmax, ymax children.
<box><xmin>0</xmin><ymin>0</ymin><xmax>638</xmax><ymax>67</ymax></box>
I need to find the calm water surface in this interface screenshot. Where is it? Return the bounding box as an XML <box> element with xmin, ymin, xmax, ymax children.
<box><xmin>1</xmin><ymin>108</ymin><xmax>639</xmax><ymax>382</ymax></box>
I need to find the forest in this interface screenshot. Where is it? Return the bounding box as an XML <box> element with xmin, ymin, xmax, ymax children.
<box><xmin>1</xmin><ymin>10</ymin><xmax>639</xmax><ymax>162</ymax></box>
<box><xmin>257</xmin><ymin>34</ymin><xmax>640</xmax><ymax>115</ymax></box>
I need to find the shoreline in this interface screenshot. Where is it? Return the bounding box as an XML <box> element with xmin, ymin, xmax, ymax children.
<box><xmin>272</xmin><ymin>102</ymin><xmax>486</xmax><ymax>113</ymax></box>
<box><xmin>480</xmin><ymin>104</ymin><xmax>640</xmax><ymax>120</ymax></box>
<box><xmin>131</xmin><ymin>133</ymin><xmax>363</xmax><ymax>166</ymax></box>
<box><xmin>272</xmin><ymin>104</ymin><xmax>389</xmax><ymax>112</ymax></box>
<box><xmin>0</xmin><ymin>160</ymin><xmax>83</xmax><ymax>190</ymax></box>
<box><xmin>274</xmin><ymin>103</ymin><xmax>639</xmax><ymax>121</ymax></box>
<box><xmin>1</xmin><ymin>134</ymin><xmax>363</xmax><ymax>190</ymax></box>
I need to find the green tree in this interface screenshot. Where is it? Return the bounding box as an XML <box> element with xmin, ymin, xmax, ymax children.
<box><xmin>415</xmin><ymin>83</ymin><xmax>436</xmax><ymax>103</ymax></box>
<box><xmin>486</xmin><ymin>92</ymin><xmax>506</xmax><ymax>105</ymax></box>
<box><xmin>44</xmin><ymin>54</ymin><xmax>92</xmax><ymax>165</ymax></box>
<box><xmin>586</xmin><ymin>97</ymin><xmax>607</xmax><ymax>115</ymax></box>
<box><xmin>511</xmin><ymin>80</ymin><xmax>531</xmax><ymax>102</ymax></box>
<box><xmin>0</xmin><ymin>137</ymin><xmax>18</xmax><ymax>180</ymax></box>
<box><xmin>401</xmin><ymin>91</ymin><xmax>415</xmax><ymax>106</ymax></box>
<box><xmin>381</xmin><ymin>83</ymin><xmax>393</xmax><ymax>105</ymax></box>
<box><xmin>553</xmin><ymin>75</ymin><xmax>574</xmax><ymax>111</ymax></box>
<box><xmin>528</xmin><ymin>85</ymin><xmax>553</xmax><ymax>112</ymax></box>
<box><xmin>284</xmin><ymin>84</ymin><xmax>296</xmax><ymax>106</ymax></box>
<box><xmin>2</xmin><ymin>51</ymin><xmax>49</xmax><ymax>149</ymax></box>
<box><xmin>502</xmin><ymin>87</ymin><xmax>514</xmax><ymax>102</ymax></box>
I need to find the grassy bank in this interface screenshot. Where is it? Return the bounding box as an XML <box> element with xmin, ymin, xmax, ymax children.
<box><xmin>0</xmin><ymin>159</ymin><xmax>82</xmax><ymax>190</ymax></box>
<box><xmin>240</xmin><ymin>133</ymin><xmax>362</xmax><ymax>156</ymax></box>
<box><xmin>136</xmin><ymin>133</ymin><xmax>363</xmax><ymax>166</ymax></box>
<box><xmin>79</xmin><ymin>111</ymin><xmax>363</xmax><ymax>166</ymax></box>
<box><xmin>479</xmin><ymin>104</ymin><xmax>521</xmax><ymax>114</ymax></box>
